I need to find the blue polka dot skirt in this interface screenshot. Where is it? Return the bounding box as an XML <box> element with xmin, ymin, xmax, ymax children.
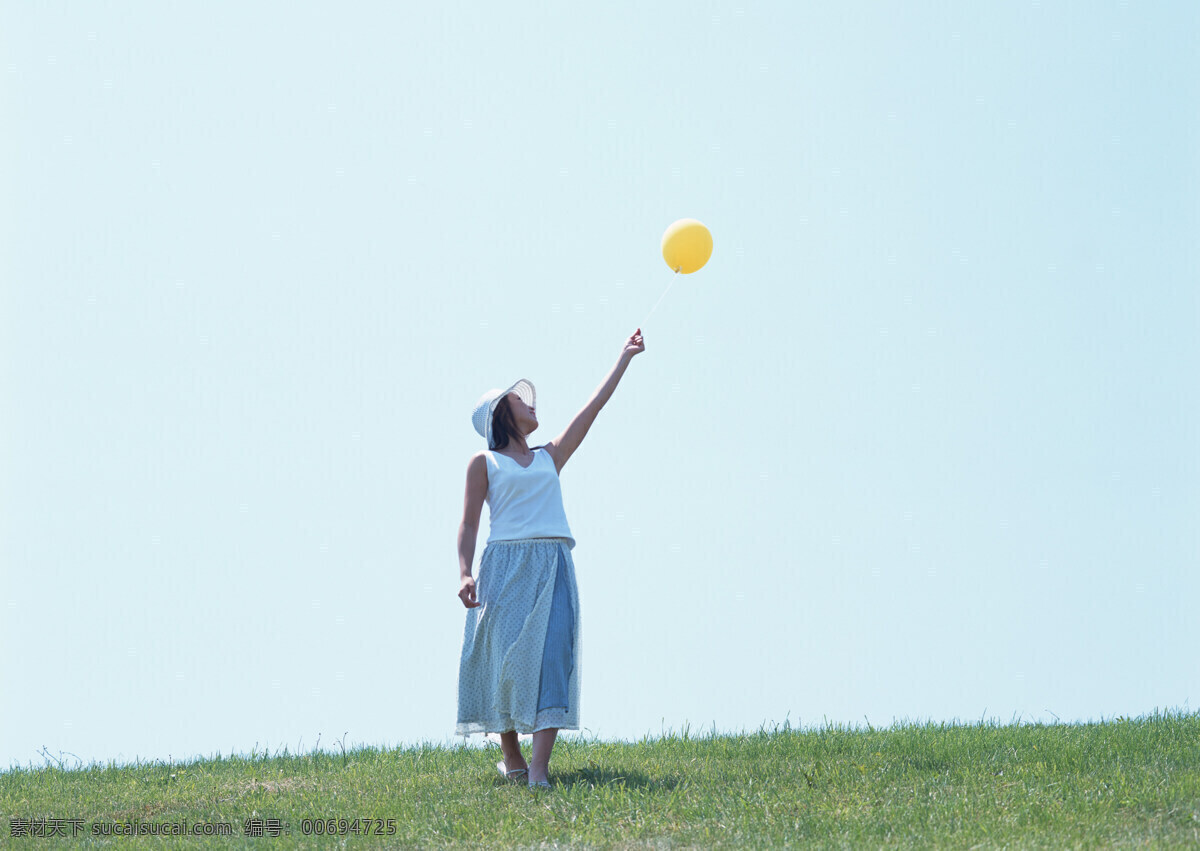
<box><xmin>456</xmin><ymin>538</ymin><xmax>580</xmax><ymax>736</ymax></box>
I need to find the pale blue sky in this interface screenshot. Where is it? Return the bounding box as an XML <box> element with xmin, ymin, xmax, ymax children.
<box><xmin>3</xmin><ymin>1</ymin><xmax>1197</xmax><ymax>770</ymax></box>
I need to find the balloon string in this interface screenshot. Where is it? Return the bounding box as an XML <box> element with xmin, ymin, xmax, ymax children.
<box><xmin>640</xmin><ymin>269</ymin><xmax>679</xmax><ymax>329</ymax></box>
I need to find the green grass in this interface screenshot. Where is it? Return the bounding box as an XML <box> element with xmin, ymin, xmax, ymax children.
<box><xmin>3</xmin><ymin>710</ymin><xmax>1198</xmax><ymax>848</ymax></box>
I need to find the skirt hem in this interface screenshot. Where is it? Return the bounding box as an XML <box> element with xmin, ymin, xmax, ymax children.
<box><xmin>454</xmin><ymin>721</ymin><xmax>581</xmax><ymax>737</ymax></box>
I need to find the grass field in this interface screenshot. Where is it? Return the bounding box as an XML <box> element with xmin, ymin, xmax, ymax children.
<box><xmin>3</xmin><ymin>710</ymin><xmax>1197</xmax><ymax>848</ymax></box>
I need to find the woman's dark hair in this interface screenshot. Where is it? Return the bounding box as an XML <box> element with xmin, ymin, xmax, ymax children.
<box><xmin>491</xmin><ymin>396</ymin><xmax>518</xmax><ymax>451</ymax></box>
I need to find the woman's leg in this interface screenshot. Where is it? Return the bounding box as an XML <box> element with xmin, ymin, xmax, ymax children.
<box><xmin>529</xmin><ymin>727</ymin><xmax>558</xmax><ymax>783</ymax></box>
<box><xmin>499</xmin><ymin>730</ymin><xmax>527</xmax><ymax>772</ymax></box>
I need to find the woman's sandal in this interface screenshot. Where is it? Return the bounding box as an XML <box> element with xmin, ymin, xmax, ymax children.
<box><xmin>528</xmin><ymin>779</ymin><xmax>551</xmax><ymax>790</ymax></box>
<box><xmin>496</xmin><ymin>760</ymin><xmax>528</xmax><ymax>782</ymax></box>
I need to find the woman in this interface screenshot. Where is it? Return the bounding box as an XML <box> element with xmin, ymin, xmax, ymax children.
<box><xmin>456</xmin><ymin>329</ymin><xmax>645</xmax><ymax>789</ymax></box>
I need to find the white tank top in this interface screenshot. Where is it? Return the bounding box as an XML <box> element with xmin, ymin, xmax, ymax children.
<box><xmin>483</xmin><ymin>447</ymin><xmax>575</xmax><ymax>549</ymax></box>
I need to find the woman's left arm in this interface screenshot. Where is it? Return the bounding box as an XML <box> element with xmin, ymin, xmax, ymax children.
<box><xmin>545</xmin><ymin>329</ymin><xmax>645</xmax><ymax>473</ymax></box>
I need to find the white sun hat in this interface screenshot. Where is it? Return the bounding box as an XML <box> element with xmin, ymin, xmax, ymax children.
<box><xmin>472</xmin><ymin>379</ymin><xmax>536</xmax><ymax>449</ymax></box>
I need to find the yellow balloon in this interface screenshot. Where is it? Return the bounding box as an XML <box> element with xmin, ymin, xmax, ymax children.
<box><xmin>661</xmin><ymin>218</ymin><xmax>713</xmax><ymax>274</ymax></box>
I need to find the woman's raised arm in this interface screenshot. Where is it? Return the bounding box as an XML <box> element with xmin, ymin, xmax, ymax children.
<box><xmin>545</xmin><ymin>329</ymin><xmax>645</xmax><ymax>474</ymax></box>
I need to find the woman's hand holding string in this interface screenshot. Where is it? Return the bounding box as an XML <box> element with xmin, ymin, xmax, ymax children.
<box><xmin>622</xmin><ymin>328</ymin><xmax>645</xmax><ymax>359</ymax></box>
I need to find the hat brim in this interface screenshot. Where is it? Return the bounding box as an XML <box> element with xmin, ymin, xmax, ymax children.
<box><xmin>504</xmin><ymin>379</ymin><xmax>535</xmax><ymax>410</ymax></box>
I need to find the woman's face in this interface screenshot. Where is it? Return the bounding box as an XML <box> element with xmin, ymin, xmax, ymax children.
<box><xmin>507</xmin><ymin>392</ymin><xmax>538</xmax><ymax>436</ymax></box>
